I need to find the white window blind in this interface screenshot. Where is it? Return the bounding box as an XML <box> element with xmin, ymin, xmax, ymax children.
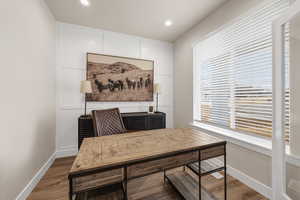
<box><xmin>194</xmin><ymin>0</ymin><xmax>290</xmax><ymax>138</ymax></box>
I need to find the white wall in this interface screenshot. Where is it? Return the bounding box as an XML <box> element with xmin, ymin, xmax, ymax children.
<box><xmin>0</xmin><ymin>0</ymin><xmax>56</xmax><ymax>199</ymax></box>
<box><xmin>290</xmin><ymin>36</ymin><xmax>300</xmax><ymax>156</ymax></box>
<box><xmin>56</xmin><ymin>22</ymin><xmax>174</xmax><ymax>155</ymax></box>
<box><xmin>287</xmin><ymin>36</ymin><xmax>300</xmax><ymax>199</ymax></box>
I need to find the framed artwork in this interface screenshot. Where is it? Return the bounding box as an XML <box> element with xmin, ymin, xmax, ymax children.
<box><xmin>86</xmin><ymin>53</ymin><xmax>154</xmax><ymax>102</ymax></box>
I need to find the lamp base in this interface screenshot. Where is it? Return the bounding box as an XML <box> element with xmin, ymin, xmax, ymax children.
<box><xmin>80</xmin><ymin>114</ymin><xmax>91</xmax><ymax>118</ymax></box>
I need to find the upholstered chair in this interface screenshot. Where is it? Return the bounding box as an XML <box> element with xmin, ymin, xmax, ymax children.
<box><xmin>92</xmin><ymin>108</ymin><xmax>127</xmax><ymax>136</ymax></box>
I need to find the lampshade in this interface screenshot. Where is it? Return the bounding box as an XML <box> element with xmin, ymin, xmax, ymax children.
<box><xmin>80</xmin><ymin>80</ymin><xmax>92</xmax><ymax>93</ymax></box>
<box><xmin>154</xmin><ymin>83</ymin><xmax>160</xmax><ymax>94</ymax></box>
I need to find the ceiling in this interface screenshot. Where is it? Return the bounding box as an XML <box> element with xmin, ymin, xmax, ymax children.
<box><xmin>44</xmin><ymin>0</ymin><xmax>227</xmax><ymax>42</ymax></box>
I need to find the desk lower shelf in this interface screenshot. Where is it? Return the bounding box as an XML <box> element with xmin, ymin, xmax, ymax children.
<box><xmin>187</xmin><ymin>159</ymin><xmax>224</xmax><ymax>177</ymax></box>
<box><xmin>165</xmin><ymin>171</ymin><xmax>217</xmax><ymax>200</ymax></box>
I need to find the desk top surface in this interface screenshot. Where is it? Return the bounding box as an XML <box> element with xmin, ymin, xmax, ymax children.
<box><xmin>70</xmin><ymin>128</ymin><xmax>225</xmax><ymax>175</ymax></box>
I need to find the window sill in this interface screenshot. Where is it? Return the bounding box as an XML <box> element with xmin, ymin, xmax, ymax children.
<box><xmin>190</xmin><ymin>121</ymin><xmax>300</xmax><ymax>167</ymax></box>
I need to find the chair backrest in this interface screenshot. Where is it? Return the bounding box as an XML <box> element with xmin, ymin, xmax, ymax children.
<box><xmin>92</xmin><ymin>108</ymin><xmax>126</xmax><ymax>136</ymax></box>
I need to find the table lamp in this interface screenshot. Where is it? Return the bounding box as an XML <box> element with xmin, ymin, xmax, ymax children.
<box><xmin>154</xmin><ymin>83</ymin><xmax>160</xmax><ymax>112</ymax></box>
<box><xmin>80</xmin><ymin>80</ymin><xmax>92</xmax><ymax>116</ymax></box>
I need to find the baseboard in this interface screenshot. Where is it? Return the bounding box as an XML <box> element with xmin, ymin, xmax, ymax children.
<box><xmin>209</xmin><ymin>159</ymin><xmax>272</xmax><ymax>199</ymax></box>
<box><xmin>55</xmin><ymin>145</ymin><xmax>78</xmax><ymax>158</ymax></box>
<box><xmin>16</xmin><ymin>146</ymin><xmax>77</xmax><ymax>200</ymax></box>
<box><xmin>15</xmin><ymin>152</ymin><xmax>56</xmax><ymax>200</ymax></box>
<box><xmin>228</xmin><ymin>165</ymin><xmax>272</xmax><ymax>198</ymax></box>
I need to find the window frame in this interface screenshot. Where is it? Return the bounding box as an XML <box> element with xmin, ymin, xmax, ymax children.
<box><xmin>193</xmin><ymin>0</ymin><xmax>290</xmax><ymax>139</ymax></box>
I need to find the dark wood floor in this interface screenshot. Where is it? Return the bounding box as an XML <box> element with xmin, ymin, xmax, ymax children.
<box><xmin>27</xmin><ymin>157</ymin><xmax>268</xmax><ymax>200</ymax></box>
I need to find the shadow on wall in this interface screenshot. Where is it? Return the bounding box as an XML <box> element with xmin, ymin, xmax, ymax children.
<box><xmin>287</xmin><ymin>164</ymin><xmax>300</xmax><ymax>200</ymax></box>
<box><xmin>2</xmin><ymin>112</ymin><xmax>55</xmax><ymax>200</ymax></box>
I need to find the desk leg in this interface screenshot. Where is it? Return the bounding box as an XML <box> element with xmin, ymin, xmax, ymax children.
<box><xmin>198</xmin><ymin>150</ymin><xmax>202</xmax><ymax>200</ymax></box>
<box><xmin>224</xmin><ymin>145</ymin><xmax>227</xmax><ymax>200</ymax></box>
<box><xmin>123</xmin><ymin>166</ymin><xmax>128</xmax><ymax>200</ymax></box>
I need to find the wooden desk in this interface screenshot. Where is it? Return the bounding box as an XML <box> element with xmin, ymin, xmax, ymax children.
<box><xmin>69</xmin><ymin>128</ymin><xmax>227</xmax><ymax>200</ymax></box>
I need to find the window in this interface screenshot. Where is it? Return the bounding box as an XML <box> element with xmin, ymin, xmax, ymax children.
<box><xmin>193</xmin><ymin>0</ymin><xmax>290</xmax><ymax>138</ymax></box>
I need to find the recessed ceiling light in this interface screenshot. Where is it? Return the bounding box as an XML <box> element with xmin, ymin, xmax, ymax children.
<box><xmin>164</xmin><ymin>20</ymin><xmax>173</xmax><ymax>27</ymax></box>
<box><xmin>80</xmin><ymin>0</ymin><xmax>90</xmax><ymax>7</ymax></box>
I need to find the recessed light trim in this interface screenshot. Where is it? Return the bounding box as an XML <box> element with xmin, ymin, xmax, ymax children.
<box><xmin>80</xmin><ymin>0</ymin><xmax>90</xmax><ymax>7</ymax></box>
<box><xmin>164</xmin><ymin>20</ymin><xmax>173</xmax><ymax>27</ymax></box>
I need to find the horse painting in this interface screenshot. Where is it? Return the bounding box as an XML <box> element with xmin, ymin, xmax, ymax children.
<box><xmin>86</xmin><ymin>53</ymin><xmax>154</xmax><ymax>101</ymax></box>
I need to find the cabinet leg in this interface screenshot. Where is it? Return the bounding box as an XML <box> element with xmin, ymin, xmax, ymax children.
<box><xmin>69</xmin><ymin>178</ymin><xmax>73</xmax><ymax>200</ymax></box>
<box><xmin>199</xmin><ymin>150</ymin><xmax>202</xmax><ymax>200</ymax></box>
<box><xmin>123</xmin><ymin>167</ymin><xmax>128</xmax><ymax>200</ymax></box>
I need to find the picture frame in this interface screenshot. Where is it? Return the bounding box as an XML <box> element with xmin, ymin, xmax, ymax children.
<box><xmin>86</xmin><ymin>53</ymin><xmax>154</xmax><ymax>102</ymax></box>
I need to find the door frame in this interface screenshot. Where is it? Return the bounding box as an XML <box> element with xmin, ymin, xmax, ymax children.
<box><xmin>272</xmin><ymin>1</ymin><xmax>300</xmax><ymax>199</ymax></box>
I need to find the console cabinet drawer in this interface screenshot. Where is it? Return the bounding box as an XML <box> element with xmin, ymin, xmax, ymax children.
<box><xmin>127</xmin><ymin>151</ymin><xmax>198</xmax><ymax>179</ymax></box>
<box><xmin>200</xmin><ymin>145</ymin><xmax>225</xmax><ymax>160</ymax></box>
<box><xmin>127</xmin><ymin>145</ymin><xmax>224</xmax><ymax>179</ymax></box>
<box><xmin>73</xmin><ymin>168</ymin><xmax>122</xmax><ymax>193</ymax></box>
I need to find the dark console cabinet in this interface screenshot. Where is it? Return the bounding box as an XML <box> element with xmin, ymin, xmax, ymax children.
<box><xmin>78</xmin><ymin>115</ymin><xmax>94</xmax><ymax>149</ymax></box>
<box><xmin>78</xmin><ymin>112</ymin><xmax>166</xmax><ymax>149</ymax></box>
<box><xmin>121</xmin><ymin>112</ymin><xmax>166</xmax><ymax>130</ymax></box>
